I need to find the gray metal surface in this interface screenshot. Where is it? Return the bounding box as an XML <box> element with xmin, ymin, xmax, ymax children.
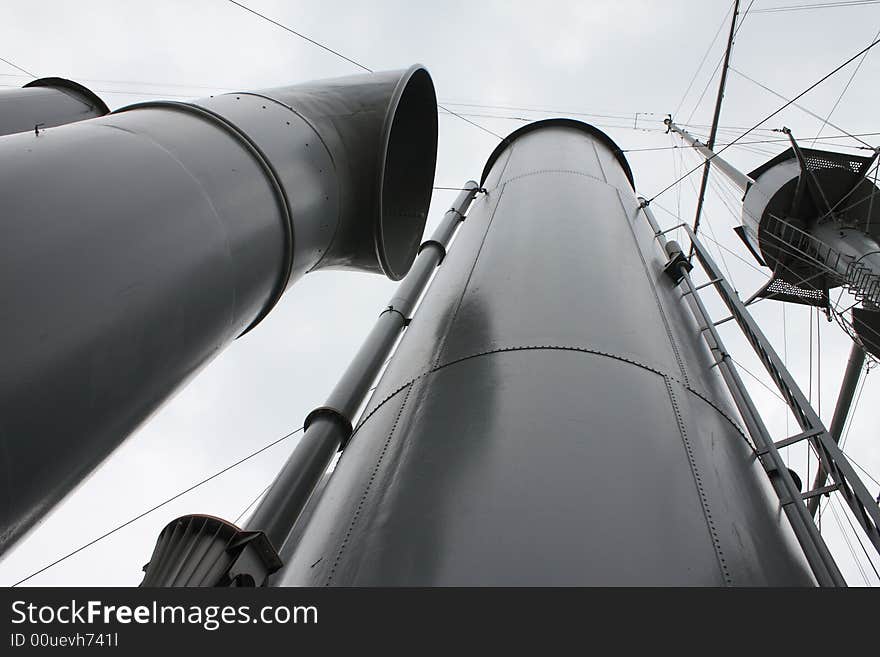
<box><xmin>247</xmin><ymin>184</ymin><xmax>479</xmax><ymax>552</ymax></box>
<box><xmin>681</xmin><ymin>222</ymin><xmax>880</xmax><ymax>554</ymax></box>
<box><xmin>0</xmin><ymin>66</ymin><xmax>438</xmax><ymax>556</ymax></box>
<box><xmin>0</xmin><ymin>77</ymin><xmax>109</xmax><ymax>136</ymax></box>
<box><xmin>278</xmin><ymin>119</ymin><xmax>815</xmax><ymax>586</ymax></box>
<box><xmin>640</xmin><ymin>202</ymin><xmax>841</xmax><ymax>586</ymax></box>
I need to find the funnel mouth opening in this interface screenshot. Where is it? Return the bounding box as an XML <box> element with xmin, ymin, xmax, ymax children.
<box><xmin>377</xmin><ymin>66</ymin><xmax>438</xmax><ymax>280</ymax></box>
<box><xmin>24</xmin><ymin>77</ymin><xmax>111</xmax><ymax>116</ymax></box>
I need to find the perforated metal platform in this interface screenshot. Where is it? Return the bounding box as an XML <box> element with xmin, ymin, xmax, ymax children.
<box><xmin>754</xmin><ymin>276</ymin><xmax>829</xmax><ymax>308</ymax></box>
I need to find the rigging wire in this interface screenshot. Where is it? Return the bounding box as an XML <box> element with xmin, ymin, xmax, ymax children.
<box><xmin>729</xmin><ymin>356</ymin><xmax>789</xmax><ymax>403</ymax></box>
<box><xmin>683</xmin><ymin>0</ymin><xmax>755</xmax><ymax>127</ymax></box>
<box><xmin>227</xmin><ymin>0</ymin><xmax>370</xmax><ymax>72</ymax></box>
<box><xmin>7</xmin><ymin>0</ymin><xmax>878</xmax><ymax>585</ymax></box>
<box><xmin>702</xmin><ymin>164</ymin><xmax>742</xmax><ymax>227</ymax></box>
<box><xmin>706</xmin><ymin>171</ymin><xmax>748</xmax><ymax>224</ymax></box>
<box><xmin>684</xmin><ymin>55</ymin><xmax>725</xmax><ymax>127</ymax></box>
<box><xmin>815</xmin><ymin>161</ymin><xmax>880</xmax><ymax>222</ymax></box>
<box><xmin>682</xmin><ymin>122</ymin><xmax>779</xmax><ymax>134</ymax></box>
<box><xmin>0</xmin><ymin>72</ymin><xmax>668</xmax><ymax>131</ymax></box>
<box><xmin>673</xmin><ymin>133</ymin><xmax>684</xmax><ymax>245</ymax></box>
<box><xmin>844</xmin><ymin>448</ymin><xmax>880</xmax><ymax>488</ymax></box>
<box><xmin>0</xmin><ymin>78</ymin><xmax>666</xmax><ymax>139</ymax></box>
<box><xmin>0</xmin><ymin>72</ymin><xmax>235</xmax><ymax>93</ymax></box>
<box><xmin>622</xmin><ymin>131</ymin><xmax>880</xmax><ymax>152</ymax></box>
<box><xmin>834</xmin><ymin>494</ymin><xmax>880</xmax><ymax>583</ymax></box>
<box><xmin>651</xmin><ymin>201</ymin><xmax>771</xmax><ymax>277</ymax></box>
<box><xmin>752</xmin><ymin>0</ymin><xmax>880</xmax><ymax>13</ymax></box>
<box><xmin>686</xmin><ymin>0</ymin><xmax>753</xmax><ymax>256</ymax></box>
<box><xmin>729</xmin><ymin>66</ymin><xmax>876</xmax><ymax>148</ymax></box>
<box><xmin>9</xmin><ymin>426</ymin><xmax>305</xmax><ymax>587</ymax></box>
<box><xmin>840</xmin><ymin>367</ymin><xmax>868</xmax><ymax>450</ymax></box>
<box><xmin>0</xmin><ymin>82</ymin><xmax>203</xmax><ymax>99</ymax></box>
<box><xmin>225</xmin><ymin>0</ymin><xmax>504</xmax><ymax>141</ymax></box>
<box><xmin>811</xmin><ymin>25</ymin><xmax>880</xmax><ymax>145</ymax></box>
<box><xmin>438</xmin><ymin>101</ymin><xmax>645</xmax><ymax>122</ymax></box>
<box><xmin>672</xmin><ymin>0</ymin><xmax>736</xmax><ymax>118</ymax></box>
<box><xmin>827</xmin><ymin>495</ymin><xmax>872</xmax><ymax>585</ymax></box>
<box><xmin>648</xmin><ymin>35</ymin><xmax>880</xmax><ymax>203</ymax></box>
<box><xmin>436</xmin><ymin>110</ymin><xmax>664</xmax><ymax>133</ymax></box>
<box><xmin>0</xmin><ymin>55</ymin><xmax>36</xmax><ymax>78</ymax></box>
<box><xmin>234</xmin><ymin>483</ymin><xmax>274</xmax><ymax>526</ymax></box>
<box><xmin>684</xmin><ymin>160</ymin><xmax>737</xmax><ymax>288</ymax></box>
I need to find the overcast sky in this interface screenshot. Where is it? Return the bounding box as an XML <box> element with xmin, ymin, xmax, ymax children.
<box><xmin>1</xmin><ymin>0</ymin><xmax>878</xmax><ymax>586</ymax></box>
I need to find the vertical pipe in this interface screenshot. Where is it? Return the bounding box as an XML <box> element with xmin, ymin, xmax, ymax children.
<box><xmin>248</xmin><ymin>183</ymin><xmax>480</xmax><ymax>550</ymax></box>
<box><xmin>807</xmin><ymin>343</ymin><xmax>866</xmax><ymax>515</ymax></box>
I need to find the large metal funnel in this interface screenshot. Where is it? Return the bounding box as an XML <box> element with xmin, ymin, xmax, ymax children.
<box><xmin>0</xmin><ymin>65</ymin><xmax>438</xmax><ymax>557</ymax></box>
<box><xmin>0</xmin><ymin>77</ymin><xmax>110</xmax><ymax>137</ymax></box>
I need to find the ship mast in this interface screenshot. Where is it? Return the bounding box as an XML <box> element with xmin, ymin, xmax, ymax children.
<box><xmin>666</xmin><ymin>116</ymin><xmax>880</xmax><ymax>518</ymax></box>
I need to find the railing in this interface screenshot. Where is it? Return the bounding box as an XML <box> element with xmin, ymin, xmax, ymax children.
<box><xmin>763</xmin><ymin>214</ymin><xmax>880</xmax><ymax>307</ymax></box>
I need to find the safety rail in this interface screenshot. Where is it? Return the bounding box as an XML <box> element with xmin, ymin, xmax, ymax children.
<box><xmin>764</xmin><ymin>214</ymin><xmax>880</xmax><ymax>307</ymax></box>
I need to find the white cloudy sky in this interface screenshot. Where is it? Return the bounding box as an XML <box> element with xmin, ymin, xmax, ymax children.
<box><xmin>1</xmin><ymin>0</ymin><xmax>879</xmax><ymax>586</ymax></box>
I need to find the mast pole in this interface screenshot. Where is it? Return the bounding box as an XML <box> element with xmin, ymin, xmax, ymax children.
<box><xmin>666</xmin><ymin>118</ymin><xmax>753</xmax><ymax>193</ymax></box>
<box><xmin>688</xmin><ymin>0</ymin><xmax>742</xmax><ymax>256</ymax></box>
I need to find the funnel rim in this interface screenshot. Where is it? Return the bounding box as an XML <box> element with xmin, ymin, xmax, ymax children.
<box><xmin>375</xmin><ymin>64</ymin><xmax>438</xmax><ymax>280</ymax></box>
<box><xmin>479</xmin><ymin>118</ymin><xmax>635</xmax><ymax>190</ymax></box>
<box><xmin>24</xmin><ymin>76</ymin><xmax>110</xmax><ymax>116</ymax></box>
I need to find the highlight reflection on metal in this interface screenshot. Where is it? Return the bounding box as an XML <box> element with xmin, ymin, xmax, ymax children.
<box><xmin>0</xmin><ymin>77</ymin><xmax>110</xmax><ymax>136</ymax></box>
<box><xmin>640</xmin><ymin>202</ymin><xmax>843</xmax><ymax>586</ymax></box>
<box><xmin>244</xmin><ymin>184</ymin><xmax>480</xmax><ymax>553</ymax></box>
<box><xmin>277</xmin><ymin>119</ymin><xmax>815</xmax><ymax>585</ymax></box>
<box><xmin>0</xmin><ymin>65</ymin><xmax>438</xmax><ymax>556</ymax></box>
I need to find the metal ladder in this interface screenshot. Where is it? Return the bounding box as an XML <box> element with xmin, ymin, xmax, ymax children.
<box><xmin>640</xmin><ymin>200</ymin><xmax>880</xmax><ymax>585</ymax></box>
<box><xmin>684</xmin><ymin>222</ymin><xmax>880</xmax><ymax>553</ymax></box>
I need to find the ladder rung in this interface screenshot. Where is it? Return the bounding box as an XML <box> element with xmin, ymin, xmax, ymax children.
<box><xmin>800</xmin><ymin>483</ymin><xmax>840</xmax><ymax>501</ymax></box>
<box><xmin>757</xmin><ymin>427</ymin><xmax>825</xmax><ymax>455</ymax></box>
<box><xmin>694</xmin><ymin>278</ymin><xmax>722</xmax><ymax>291</ymax></box>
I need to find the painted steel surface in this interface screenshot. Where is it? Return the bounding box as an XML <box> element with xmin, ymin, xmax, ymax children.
<box><xmin>245</xmin><ymin>185</ymin><xmax>478</xmax><ymax>553</ymax></box>
<box><xmin>0</xmin><ymin>67</ymin><xmax>437</xmax><ymax>556</ymax></box>
<box><xmin>0</xmin><ymin>77</ymin><xmax>109</xmax><ymax>137</ymax></box>
<box><xmin>279</xmin><ymin>120</ymin><xmax>814</xmax><ymax>585</ymax></box>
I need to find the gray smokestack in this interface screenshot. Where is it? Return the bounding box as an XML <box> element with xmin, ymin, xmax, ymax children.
<box><xmin>0</xmin><ymin>65</ymin><xmax>438</xmax><ymax>556</ymax></box>
<box><xmin>275</xmin><ymin>119</ymin><xmax>814</xmax><ymax>585</ymax></box>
